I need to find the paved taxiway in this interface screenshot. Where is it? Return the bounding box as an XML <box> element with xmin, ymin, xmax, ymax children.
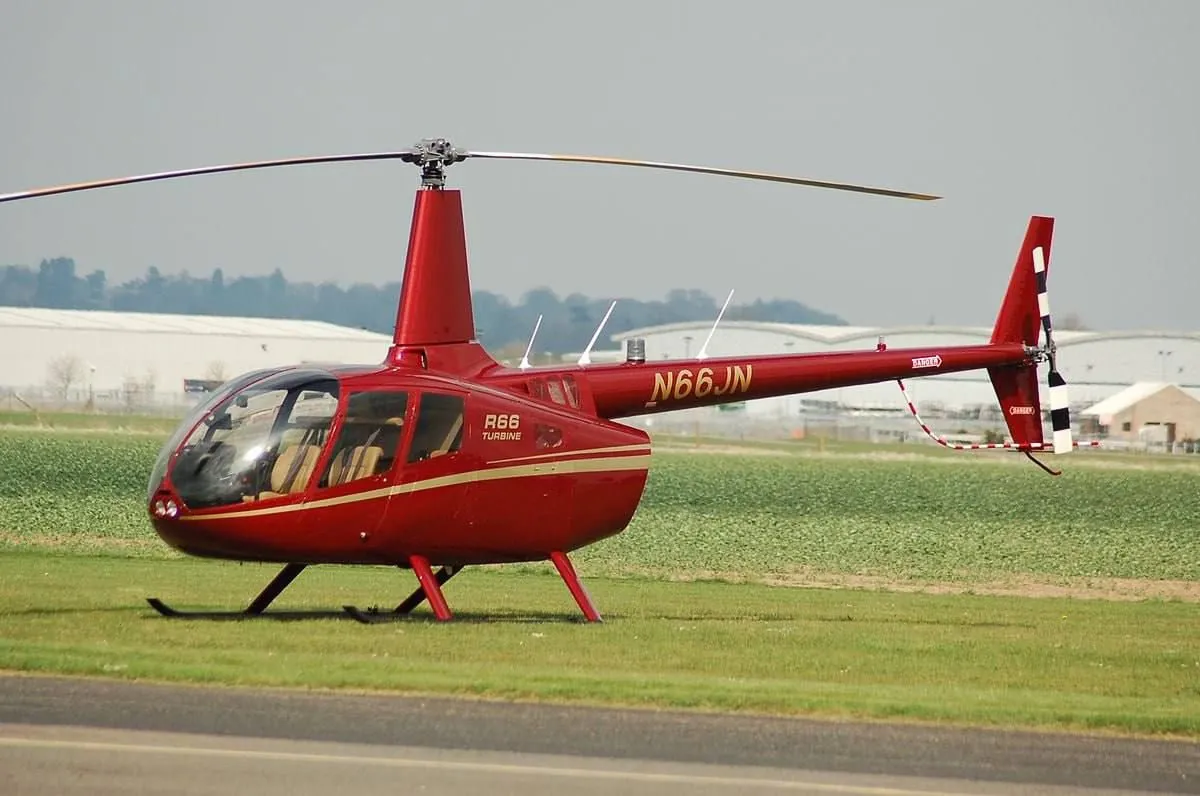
<box><xmin>0</xmin><ymin>674</ymin><xmax>1196</xmax><ymax>795</ymax></box>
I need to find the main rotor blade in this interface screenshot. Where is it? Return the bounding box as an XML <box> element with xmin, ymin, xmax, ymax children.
<box><xmin>465</xmin><ymin>151</ymin><xmax>940</xmax><ymax>200</ymax></box>
<box><xmin>0</xmin><ymin>151</ymin><xmax>413</xmax><ymax>204</ymax></box>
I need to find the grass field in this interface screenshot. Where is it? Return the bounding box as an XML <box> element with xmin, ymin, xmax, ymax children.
<box><xmin>0</xmin><ymin>425</ymin><xmax>1197</xmax><ymax>736</ymax></box>
<box><xmin>3</xmin><ymin>428</ymin><xmax>1197</xmax><ymax>588</ymax></box>
<box><xmin>1</xmin><ymin>552</ymin><xmax>1197</xmax><ymax>736</ymax></box>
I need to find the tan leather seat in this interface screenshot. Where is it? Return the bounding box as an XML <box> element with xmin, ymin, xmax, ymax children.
<box><xmin>329</xmin><ymin>445</ymin><xmax>384</xmax><ymax>485</ymax></box>
<box><xmin>257</xmin><ymin>444</ymin><xmax>319</xmax><ymax>499</ymax></box>
<box><xmin>428</xmin><ymin>415</ymin><xmax>463</xmax><ymax>458</ymax></box>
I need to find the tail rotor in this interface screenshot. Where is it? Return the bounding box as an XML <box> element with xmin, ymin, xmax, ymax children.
<box><xmin>1032</xmin><ymin>246</ymin><xmax>1073</xmax><ymax>455</ymax></box>
<box><xmin>899</xmin><ymin>216</ymin><xmax>1096</xmax><ymax>473</ymax></box>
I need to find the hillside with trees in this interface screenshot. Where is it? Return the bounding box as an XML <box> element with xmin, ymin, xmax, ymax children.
<box><xmin>1</xmin><ymin>257</ymin><xmax>846</xmax><ymax>356</ymax></box>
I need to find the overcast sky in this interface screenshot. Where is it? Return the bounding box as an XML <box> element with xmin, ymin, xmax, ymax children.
<box><xmin>2</xmin><ymin>0</ymin><xmax>1196</xmax><ymax>331</ymax></box>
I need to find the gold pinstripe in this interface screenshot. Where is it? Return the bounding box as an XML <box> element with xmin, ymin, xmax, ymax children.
<box><xmin>486</xmin><ymin>443</ymin><xmax>650</xmax><ymax>465</ymax></box>
<box><xmin>178</xmin><ymin>454</ymin><xmax>651</xmax><ymax>521</ymax></box>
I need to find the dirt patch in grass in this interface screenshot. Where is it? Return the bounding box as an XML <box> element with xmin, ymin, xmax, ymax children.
<box><xmin>763</xmin><ymin>571</ymin><xmax>1200</xmax><ymax>603</ymax></box>
<box><xmin>598</xmin><ymin>567</ymin><xmax>1200</xmax><ymax>603</ymax></box>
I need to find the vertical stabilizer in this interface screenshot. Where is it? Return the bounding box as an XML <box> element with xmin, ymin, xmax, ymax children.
<box><xmin>990</xmin><ymin>216</ymin><xmax>1053</xmax><ymax>346</ymax></box>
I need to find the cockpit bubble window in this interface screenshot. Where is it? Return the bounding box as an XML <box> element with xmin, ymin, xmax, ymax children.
<box><xmin>407</xmin><ymin>392</ymin><xmax>465</xmax><ymax>463</ymax></box>
<box><xmin>319</xmin><ymin>390</ymin><xmax>410</xmax><ymax>488</ymax></box>
<box><xmin>146</xmin><ymin>366</ymin><xmax>288</xmax><ymax>501</ymax></box>
<box><xmin>168</xmin><ymin>369</ymin><xmax>339</xmax><ymax>509</ymax></box>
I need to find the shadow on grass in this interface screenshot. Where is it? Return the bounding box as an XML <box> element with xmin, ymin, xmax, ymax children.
<box><xmin>130</xmin><ymin>604</ymin><xmax>611</xmax><ymax>625</ymax></box>
<box><xmin>3</xmin><ymin>606</ymin><xmax>151</xmax><ymax>619</ymax></box>
<box><xmin>7</xmin><ymin>603</ymin><xmax>1033</xmax><ymax>629</ymax></box>
<box><xmin>4</xmin><ymin>600</ymin><xmax>613</xmax><ymax>625</ymax></box>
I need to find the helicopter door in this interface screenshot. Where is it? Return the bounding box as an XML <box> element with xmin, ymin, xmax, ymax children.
<box><xmin>381</xmin><ymin>390</ymin><xmax>470</xmax><ymax>545</ymax></box>
<box><xmin>304</xmin><ymin>389</ymin><xmax>411</xmax><ymax>547</ymax></box>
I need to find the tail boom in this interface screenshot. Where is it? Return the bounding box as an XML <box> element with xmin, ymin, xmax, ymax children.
<box><xmin>580</xmin><ymin>343</ymin><xmax>1030</xmax><ymax>420</ymax></box>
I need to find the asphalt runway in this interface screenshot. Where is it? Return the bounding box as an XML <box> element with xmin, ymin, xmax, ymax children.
<box><xmin>0</xmin><ymin>674</ymin><xmax>1196</xmax><ymax>795</ymax></box>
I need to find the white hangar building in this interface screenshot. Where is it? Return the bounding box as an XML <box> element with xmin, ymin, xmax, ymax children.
<box><xmin>609</xmin><ymin>322</ymin><xmax>1200</xmax><ymax>418</ymax></box>
<box><xmin>0</xmin><ymin>307</ymin><xmax>392</xmax><ymax>409</ymax></box>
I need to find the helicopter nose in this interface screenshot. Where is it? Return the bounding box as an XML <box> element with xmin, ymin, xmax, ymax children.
<box><xmin>150</xmin><ymin>498</ymin><xmax>179</xmax><ymax>519</ymax></box>
<box><xmin>149</xmin><ymin>489</ymin><xmax>182</xmax><ymax>519</ymax></box>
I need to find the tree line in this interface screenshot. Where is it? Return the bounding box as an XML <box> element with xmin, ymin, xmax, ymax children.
<box><xmin>1</xmin><ymin>257</ymin><xmax>846</xmax><ymax>357</ymax></box>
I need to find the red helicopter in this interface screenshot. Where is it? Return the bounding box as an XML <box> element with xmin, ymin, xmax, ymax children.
<box><xmin>0</xmin><ymin>139</ymin><xmax>1073</xmax><ymax>622</ymax></box>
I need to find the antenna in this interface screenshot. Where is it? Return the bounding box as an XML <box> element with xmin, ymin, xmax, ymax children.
<box><xmin>578</xmin><ymin>301</ymin><xmax>617</xmax><ymax>366</ymax></box>
<box><xmin>696</xmin><ymin>289</ymin><xmax>735</xmax><ymax>360</ymax></box>
<box><xmin>518</xmin><ymin>314</ymin><xmax>543</xmax><ymax>370</ymax></box>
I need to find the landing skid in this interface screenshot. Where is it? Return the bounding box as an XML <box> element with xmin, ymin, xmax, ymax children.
<box><xmin>145</xmin><ymin>598</ymin><xmax>348</xmax><ymax>621</ymax></box>
<box><xmin>146</xmin><ymin>562</ymin><xmax>309</xmax><ymax>619</ymax></box>
<box><xmin>147</xmin><ymin>552</ymin><xmax>603</xmax><ymax>623</ymax></box>
<box><xmin>145</xmin><ymin>597</ymin><xmax>240</xmax><ymax>619</ymax></box>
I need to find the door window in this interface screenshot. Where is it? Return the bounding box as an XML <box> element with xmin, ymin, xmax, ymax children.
<box><xmin>407</xmin><ymin>392</ymin><xmax>465</xmax><ymax>462</ymax></box>
<box><xmin>319</xmin><ymin>390</ymin><xmax>410</xmax><ymax>487</ymax></box>
<box><xmin>562</xmin><ymin>375</ymin><xmax>580</xmax><ymax>408</ymax></box>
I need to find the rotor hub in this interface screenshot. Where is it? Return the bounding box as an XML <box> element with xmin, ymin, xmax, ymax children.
<box><xmin>1026</xmin><ymin>339</ymin><xmax>1058</xmax><ymax>369</ymax></box>
<box><xmin>404</xmin><ymin>138</ymin><xmax>467</xmax><ymax>189</ymax></box>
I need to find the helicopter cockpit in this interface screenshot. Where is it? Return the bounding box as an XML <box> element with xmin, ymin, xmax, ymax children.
<box><xmin>147</xmin><ymin>367</ymin><xmax>422</xmax><ymax>512</ymax></box>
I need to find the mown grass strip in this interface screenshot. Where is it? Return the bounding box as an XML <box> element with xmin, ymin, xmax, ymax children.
<box><xmin>1</xmin><ymin>553</ymin><xmax>1197</xmax><ymax>737</ymax></box>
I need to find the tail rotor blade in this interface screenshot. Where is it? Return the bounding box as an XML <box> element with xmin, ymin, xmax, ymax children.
<box><xmin>1032</xmin><ymin>245</ymin><xmax>1073</xmax><ymax>454</ymax></box>
<box><xmin>1048</xmin><ymin>369</ymin><xmax>1073</xmax><ymax>454</ymax></box>
<box><xmin>1032</xmin><ymin>246</ymin><xmax>1055</xmax><ymax>364</ymax></box>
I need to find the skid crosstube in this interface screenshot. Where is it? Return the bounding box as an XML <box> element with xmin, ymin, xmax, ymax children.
<box><xmin>342</xmin><ymin>552</ymin><xmax>601</xmax><ymax>623</ymax></box>
<box><xmin>342</xmin><ymin>561</ymin><xmax>460</xmax><ymax>624</ymax></box>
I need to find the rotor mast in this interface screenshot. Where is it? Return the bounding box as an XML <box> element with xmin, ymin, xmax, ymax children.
<box><xmin>389</xmin><ymin>139</ymin><xmax>480</xmax><ymax>356</ymax></box>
